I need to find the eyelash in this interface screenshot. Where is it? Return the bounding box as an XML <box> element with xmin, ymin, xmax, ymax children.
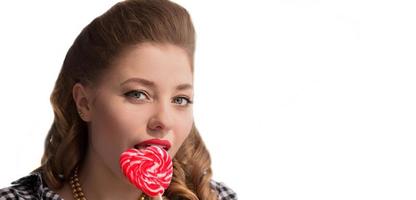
<box><xmin>123</xmin><ymin>90</ymin><xmax>193</xmax><ymax>106</ymax></box>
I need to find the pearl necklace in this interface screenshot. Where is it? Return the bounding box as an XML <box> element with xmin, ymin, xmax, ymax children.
<box><xmin>70</xmin><ymin>167</ymin><xmax>147</xmax><ymax>200</ymax></box>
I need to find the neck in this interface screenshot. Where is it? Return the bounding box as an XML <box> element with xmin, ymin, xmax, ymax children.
<box><xmin>78</xmin><ymin>147</ymin><xmax>143</xmax><ymax>200</ymax></box>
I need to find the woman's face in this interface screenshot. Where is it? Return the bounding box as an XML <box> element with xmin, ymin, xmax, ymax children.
<box><xmin>79</xmin><ymin>43</ymin><xmax>193</xmax><ymax>180</ymax></box>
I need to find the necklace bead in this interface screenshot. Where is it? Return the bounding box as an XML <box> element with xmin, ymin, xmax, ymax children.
<box><xmin>69</xmin><ymin>167</ymin><xmax>147</xmax><ymax>200</ymax></box>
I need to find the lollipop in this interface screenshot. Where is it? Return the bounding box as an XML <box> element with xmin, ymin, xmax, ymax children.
<box><xmin>120</xmin><ymin>146</ymin><xmax>173</xmax><ymax>198</ymax></box>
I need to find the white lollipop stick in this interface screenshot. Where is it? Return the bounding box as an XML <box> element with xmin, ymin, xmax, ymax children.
<box><xmin>150</xmin><ymin>195</ymin><xmax>163</xmax><ymax>200</ymax></box>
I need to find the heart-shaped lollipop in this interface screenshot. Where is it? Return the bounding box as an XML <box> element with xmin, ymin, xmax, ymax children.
<box><xmin>119</xmin><ymin>146</ymin><xmax>173</xmax><ymax>197</ymax></box>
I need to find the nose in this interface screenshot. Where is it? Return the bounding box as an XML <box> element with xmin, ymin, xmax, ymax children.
<box><xmin>147</xmin><ymin>101</ymin><xmax>173</xmax><ymax>137</ymax></box>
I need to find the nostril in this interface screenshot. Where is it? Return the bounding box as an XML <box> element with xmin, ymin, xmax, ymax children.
<box><xmin>148</xmin><ymin>119</ymin><xmax>166</xmax><ymax>131</ymax></box>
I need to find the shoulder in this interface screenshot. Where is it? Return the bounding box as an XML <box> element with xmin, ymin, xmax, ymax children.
<box><xmin>210</xmin><ymin>180</ymin><xmax>238</xmax><ymax>200</ymax></box>
<box><xmin>0</xmin><ymin>172</ymin><xmax>61</xmax><ymax>200</ymax></box>
<box><xmin>0</xmin><ymin>173</ymin><xmax>39</xmax><ymax>200</ymax></box>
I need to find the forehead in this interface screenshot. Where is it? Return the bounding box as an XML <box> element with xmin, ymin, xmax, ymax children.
<box><xmin>103</xmin><ymin>43</ymin><xmax>193</xmax><ymax>89</ymax></box>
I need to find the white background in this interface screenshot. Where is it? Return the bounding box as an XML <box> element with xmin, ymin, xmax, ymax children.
<box><xmin>1</xmin><ymin>0</ymin><xmax>415</xmax><ymax>199</ymax></box>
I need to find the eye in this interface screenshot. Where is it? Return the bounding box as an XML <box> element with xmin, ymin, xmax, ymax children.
<box><xmin>124</xmin><ymin>90</ymin><xmax>149</xmax><ymax>101</ymax></box>
<box><xmin>172</xmin><ymin>96</ymin><xmax>193</xmax><ymax>106</ymax></box>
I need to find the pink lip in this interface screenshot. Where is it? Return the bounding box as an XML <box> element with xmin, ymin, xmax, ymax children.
<box><xmin>135</xmin><ymin>139</ymin><xmax>172</xmax><ymax>151</ymax></box>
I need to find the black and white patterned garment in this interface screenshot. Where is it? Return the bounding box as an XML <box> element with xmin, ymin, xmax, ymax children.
<box><xmin>0</xmin><ymin>172</ymin><xmax>237</xmax><ymax>200</ymax></box>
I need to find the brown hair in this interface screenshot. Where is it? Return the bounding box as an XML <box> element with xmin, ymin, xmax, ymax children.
<box><xmin>37</xmin><ymin>0</ymin><xmax>217</xmax><ymax>199</ymax></box>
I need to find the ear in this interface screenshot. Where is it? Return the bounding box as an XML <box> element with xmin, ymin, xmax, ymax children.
<box><xmin>72</xmin><ymin>83</ymin><xmax>94</xmax><ymax>122</ymax></box>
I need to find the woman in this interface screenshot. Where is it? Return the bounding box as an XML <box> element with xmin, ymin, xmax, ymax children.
<box><xmin>0</xmin><ymin>0</ymin><xmax>236</xmax><ymax>199</ymax></box>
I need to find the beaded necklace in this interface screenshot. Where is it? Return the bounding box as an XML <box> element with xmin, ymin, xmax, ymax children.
<box><xmin>69</xmin><ymin>167</ymin><xmax>148</xmax><ymax>200</ymax></box>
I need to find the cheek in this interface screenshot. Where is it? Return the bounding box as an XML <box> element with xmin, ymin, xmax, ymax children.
<box><xmin>171</xmin><ymin>113</ymin><xmax>194</xmax><ymax>156</ymax></box>
<box><xmin>89</xmin><ymin>98</ymin><xmax>149</xmax><ymax>154</ymax></box>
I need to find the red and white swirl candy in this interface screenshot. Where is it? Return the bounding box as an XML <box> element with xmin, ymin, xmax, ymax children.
<box><xmin>119</xmin><ymin>146</ymin><xmax>173</xmax><ymax>197</ymax></box>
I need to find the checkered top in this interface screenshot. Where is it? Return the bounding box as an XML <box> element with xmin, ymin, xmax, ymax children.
<box><xmin>0</xmin><ymin>172</ymin><xmax>237</xmax><ymax>200</ymax></box>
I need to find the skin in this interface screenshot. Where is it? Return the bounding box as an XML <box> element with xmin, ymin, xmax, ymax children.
<box><xmin>57</xmin><ymin>43</ymin><xmax>194</xmax><ymax>200</ymax></box>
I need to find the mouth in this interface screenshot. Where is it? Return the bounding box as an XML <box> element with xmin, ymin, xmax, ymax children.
<box><xmin>134</xmin><ymin>139</ymin><xmax>172</xmax><ymax>151</ymax></box>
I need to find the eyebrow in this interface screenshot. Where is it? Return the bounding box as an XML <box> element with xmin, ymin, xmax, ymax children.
<box><xmin>120</xmin><ymin>77</ymin><xmax>193</xmax><ymax>91</ymax></box>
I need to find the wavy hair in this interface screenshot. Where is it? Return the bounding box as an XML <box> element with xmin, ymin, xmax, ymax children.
<box><xmin>36</xmin><ymin>0</ymin><xmax>217</xmax><ymax>199</ymax></box>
